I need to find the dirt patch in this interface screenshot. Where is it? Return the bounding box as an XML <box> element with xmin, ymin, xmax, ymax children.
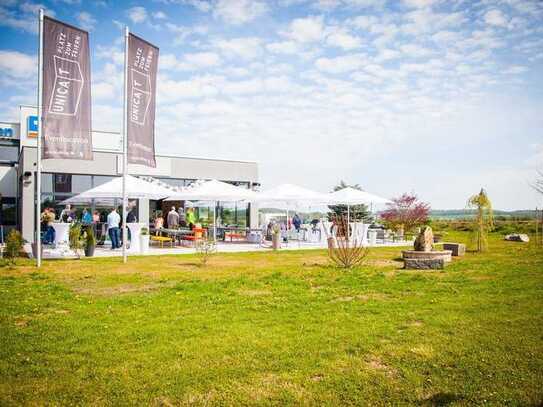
<box><xmin>332</xmin><ymin>293</ymin><xmax>389</xmax><ymax>303</ymax></box>
<box><xmin>365</xmin><ymin>356</ymin><xmax>399</xmax><ymax>378</ymax></box>
<box><xmin>408</xmin><ymin>320</ymin><xmax>424</xmax><ymax>327</ymax></box>
<box><xmin>237</xmin><ymin>289</ymin><xmax>272</xmax><ymax>297</ymax></box>
<box><xmin>73</xmin><ymin>281</ymin><xmax>176</xmax><ymax>296</ymax></box>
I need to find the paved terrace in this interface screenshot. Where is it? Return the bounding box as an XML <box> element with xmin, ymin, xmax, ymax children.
<box><xmin>41</xmin><ymin>240</ymin><xmax>412</xmax><ymax>259</ymax></box>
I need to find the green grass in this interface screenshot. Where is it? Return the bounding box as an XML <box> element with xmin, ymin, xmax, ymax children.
<box><xmin>1</xmin><ymin>232</ymin><xmax>542</xmax><ymax>405</ymax></box>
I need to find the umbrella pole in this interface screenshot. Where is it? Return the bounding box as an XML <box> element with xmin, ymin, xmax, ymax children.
<box><xmin>347</xmin><ymin>205</ymin><xmax>350</xmax><ymax>242</ymax></box>
<box><xmin>214</xmin><ymin>201</ymin><xmax>217</xmax><ymax>243</ymax></box>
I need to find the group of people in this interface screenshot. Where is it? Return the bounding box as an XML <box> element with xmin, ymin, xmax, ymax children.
<box><xmin>40</xmin><ymin>204</ymin><xmax>138</xmax><ymax>250</ymax></box>
<box><xmin>153</xmin><ymin>206</ymin><xmax>197</xmax><ymax>230</ymax></box>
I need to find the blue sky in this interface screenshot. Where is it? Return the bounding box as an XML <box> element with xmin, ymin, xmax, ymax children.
<box><xmin>0</xmin><ymin>0</ymin><xmax>542</xmax><ymax>210</ymax></box>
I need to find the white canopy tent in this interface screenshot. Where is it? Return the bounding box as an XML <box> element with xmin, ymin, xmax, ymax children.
<box><xmin>329</xmin><ymin>187</ymin><xmax>392</xmax><ymax>240</ymax></box>
<box><xmin>165</xmin><ymin>179</ymin><xmax>259</xmax><ymax>241</ymax></box>
<box><xmin>61</xmin><ymin>175</ymin><xmax>173</xmax><ymax>203</ymax></box>
<box><xmin>255</xmin><ymin>184</ymin><xmax>338</xmax><ymax>234</ymax></box>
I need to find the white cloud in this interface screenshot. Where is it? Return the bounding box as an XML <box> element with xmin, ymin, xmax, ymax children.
<box><xmin>484</xmin><ymin>9</ymin><xmax>509</xmax><ymax>28</ymax></box>
<box><xmin>153</xmin><ymin>11</ymin><xmax>168</xmax><ymax>19</ymax></box>
<box><xmin>400</xmin><ymin>43</ymin><xmax>434</xmax><ymax>58</ymax></box>
<box><xmin>160</xmin><ymin>52</ymin><xmax>221</xmax><ymax>71</ymax></box>
<box><xmin>283</xmin><ymin>15</ymin><xmax>324</xmax><ymax>43</ymax></box>
<box><xmin>326</xmin><ymin>29</ymin><xmax>362</xmax><ymax>50</ymax></box>
<box><xmin>0</xmin><ymin>2</ymin><xmax>55</xmax><ymax>34</ymax></box>
<box><xmin>315</xmin><ymin>53</ymin><xmax>367</xmax><ymax>73</ymax></box>
<box><xmin>402</xmin><ymin>0</ymin><xmax>437</xmax><ymax>8</ymax></box>
<box><xmin>127</xmin><ymin>6</ymin><xmax>147</xmax><ymax>24</ymax></box>
<box><xmin>214</xmin><ymin>37</ymin><xmax>263</xmax><ymax>60</ymax></box>
<box><xmin>0</xmin><ymin>50</ymin><xmax>35</xmax><ymax>78</ymax></box>
<box><xmin>182</xmin><ymin>0</ymin><xmax>212</xmax><ymax>12</ymax></box>
<box><xmin>76</xmin><ymin>11</ymin><xmax>96</xmax><ymax>31</ymax></box>
<box><xmin>92</xmin><ymin>82</ymin><xmax>116</xmax><ymax>100</ymax></box>
<box><xmin>502</xmin><ymin>65</ymin><xmax>528</xmax><ymax>74</ymax></box>
<box><xmin>266</xmin><ymin>40</ymin><xmax>300</xmax><ymax>54</ymax></box>
<box><xmin>213</xmin><ymin>0</ymin><xmax>268</xmax><ymax>25</ymax></box>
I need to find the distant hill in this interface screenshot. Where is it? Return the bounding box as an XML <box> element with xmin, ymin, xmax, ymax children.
<box><xmin>429</xmin><ymin>209</ymin><xmax>539</xmax><ymax>220</ymax></box>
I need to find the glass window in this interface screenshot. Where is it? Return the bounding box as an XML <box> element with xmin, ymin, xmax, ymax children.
<box><xmin>0</xmin><ymin>146</ymin><xmax>18</xmax><ymax>162</ymax></box>
<box><xmin>54</xmin><ymin>174</ymin><xmax>72</xmax><ymax>193</ymax></box>
<box><xmin>42</xmin><ymin>173</ymin><xmax>53</xmax><ymax>193</ymax></box>
<box><xmin>93</xmin><ymin>176</ymin><xmax>116</xmax><ymax>187</ymax></box>
<box><xmin>72</xmin><ymin>175</ymin><xmax>92</xmax><ymax>193</ymax></box>
<box><xmin>0</xmin><ymin>197</ymin><xmax>16</xmax><ymax>226</ymax></box>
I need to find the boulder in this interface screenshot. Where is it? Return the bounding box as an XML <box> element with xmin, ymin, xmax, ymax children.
<box><xmin>504</xmin><ymin>234</ymin><xmax>530</xmax><ymax>243</ymax></box>
<box><xmin>443</xmin><ymin>243</ymin><xmax>466</xmax><ymax>256</ymax></box>
<box><xmin>414</xmin><ymin>226</ymin><xmax>434</xmax><ymax>252</ymax></box>
<box><xmin>404</xmin><ymin>258</ymin><xmax>444</xmax><ymax>270</ymax></box>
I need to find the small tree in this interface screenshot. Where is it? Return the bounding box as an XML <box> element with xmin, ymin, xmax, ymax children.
<box><xmin>194</xmin><ymin>238</ymin><xmax>216</xmax><ymax>266</ymax></box>
<box><xmin>328</xmin><ymin>181</ymin><xmax>370</xmax><ymax>222</ymax></box>
<box><xmin>380</xmin><ymin>193</ymin><xmax>430</xmax><ymax>233</ymax></box>
<box><xmin>328</xmin><ymin>215</ymin><xmax>369</xmax><ymax>268</ymax></box>
<box><xmin>69</xmin><ymin>223</ymin><xmax>84</xmax><ymax>259</ymax></box>
<box><xmin>532</xmin><ymin>169</ymin><xmax>543</xmax><ymax>195</ymax></box>
<box><xmin>4</xmin><ymin>230</ymin><xmax>25</xmax><ymax>266</ymax></box>
<box><xmin>467</xmin><ymin>188</ymin><xmax>493</xmax><ymax>252</ymax></box>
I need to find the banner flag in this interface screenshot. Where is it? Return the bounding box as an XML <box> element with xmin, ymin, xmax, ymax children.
<box><xmin>127</xmin><ymin>33</ymin><xmax>158</xmax><ymax>167</ymax></box>
<box><xmin>42</xmin><ymin>16</ymin><xmax>92</xmax><ymax>160</ymax></box>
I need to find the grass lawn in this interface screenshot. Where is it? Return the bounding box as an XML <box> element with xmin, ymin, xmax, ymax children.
<box><xmin>1</xmin><ymin>232</ymin><xmax>542</xmax><ymax>405</ymax></box>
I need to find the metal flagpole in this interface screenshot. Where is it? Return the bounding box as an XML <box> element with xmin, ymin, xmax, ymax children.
<box><xmin>36</xmin><ymin>9</ymin><xmax>44</xmax><ymax>268</ymax></box>
<box><xmin>122</xmin><ymin>26</ymin><xmax>129</xmax><ymax>263</ymax></box>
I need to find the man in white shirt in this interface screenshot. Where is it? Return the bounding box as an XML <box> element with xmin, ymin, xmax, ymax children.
<box><xmin>107</xmin><ymin>207</ymin><xmax>121</xmax><ymax>249</ymax></box>
<box><xmin>167</xmin><ymin>206</ymin><xmax>180</xmax><ymax>229</ymax></box>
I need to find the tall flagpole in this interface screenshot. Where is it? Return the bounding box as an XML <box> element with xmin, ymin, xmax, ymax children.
<box><xmin>36</xmin><ymin>9</ymin><xmax>44</xmax><ymax>268</ymax></box>
<box><xmin>122</xmin><ymin>26</ymin><xmax>129</xmax><ymax>263</ymax></box>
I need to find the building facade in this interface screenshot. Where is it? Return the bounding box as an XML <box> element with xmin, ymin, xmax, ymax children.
<box><xmin>0</xmin><ymin>105</ymin><xmax>259</xmax><ymax>243</ymax></box>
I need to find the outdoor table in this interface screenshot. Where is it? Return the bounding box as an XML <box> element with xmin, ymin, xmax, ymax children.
<box><xmin>127</xmin><ymin>223</ymin><xmax>145</xmax><ymax>253</ymax></box>
<box><xmin>160</xmin><ymin>227</ymin><xmax>194</xmax><ymax>245</ymax></box>
<box><xmin>52</xmin><ymin>223</ymin><xmax>70</xmax><ymax>246</ymax></box>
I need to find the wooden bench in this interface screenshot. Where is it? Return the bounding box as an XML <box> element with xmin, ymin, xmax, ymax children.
<box><xmin>150</xmin><ymin>235</ymin><xmax>174</xmax><ymax>248</ymax></box>
<box><xmin>224</xmin><ymin>232</ymin><xmax>245</xmax><ymax>242</ymax></box>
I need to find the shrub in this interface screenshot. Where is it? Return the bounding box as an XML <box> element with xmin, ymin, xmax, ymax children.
<box><xmin>195</xmin><ymin>239</ymin><xmax>216</xmax><ymax>266</ymax></box>
<box><xmin>4</xmin><ymin>230</ymin><xmax>25</xmax><ymax>265</ymax></box>
<box><xmin>328</xmin><ymin>215</ymin><xmax>369</xmax><ymax>269</ymax></box>
<box><xmin>380</xmin><ymin>193</ymin><xmax>430</xmax><ymax>233</ymax></box>
<box><xmin>69</xmin><ymin>223</ymin><xmax>84</xmax><ymax>259</ymax></box>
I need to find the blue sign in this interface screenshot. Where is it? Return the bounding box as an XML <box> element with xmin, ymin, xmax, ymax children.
<box><xmin>0</xmin><ymin>127</ymin><xmax>13</xmax><ymax>138</ymax></box>
<box><xmin>27</xmin><ymin>115</ymin><xmax>38</xmax><ymax>138</ymax></box>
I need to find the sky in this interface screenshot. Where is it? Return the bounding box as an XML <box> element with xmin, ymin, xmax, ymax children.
<box><xmin>0</xmin><ymin>0</ymin><xmax>542</xmax><ymax>210</ymax></box>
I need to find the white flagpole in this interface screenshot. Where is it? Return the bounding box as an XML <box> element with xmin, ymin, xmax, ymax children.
<box><xmin>36</xmin><ymin>8</ymin><xmax>44</xmax><ymax>268</ymax></box>
<box><xmin>122</xmin><ymin>26</ymin><xmax>129</xmax><ymax>263</ymax></box>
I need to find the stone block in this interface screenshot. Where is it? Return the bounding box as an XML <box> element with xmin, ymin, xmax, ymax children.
<box><xmin>443</xmin><ymin>243</ymin><xmax>466</xmax><ymax>256</ymax></box>
<box><xmin>504</xmin><ymin>234</ymin><xmax>530</xmax><ymax>243</ymax></box>
<box><xmin>404</xmin><ymin>258</ymin><xmax>444</xmax><ymax>270</ymax></box>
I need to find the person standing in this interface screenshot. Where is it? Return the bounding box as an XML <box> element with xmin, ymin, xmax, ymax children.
<box><xmin>107</xmin><ymin>207</ymin><xmax>121</xmax><ymax>249</ymax></box>
<box><xmin>82</xmin><ymin>208</ymin><xmax>92</xmax><ymax>226</ymax></box>
<box><xmin>60</xmin><ymin>205</ymin><xmax>74</xmax><ymax>223</ymax></box>
<box><xmin>167</xmin><ymin>206</ymin><xmax>179</xmax><ymax>229</ymax></box>
<box><xmin>292</xmin><ymin>213</ymin><xmax>302</xmax><ymax>232</ymax></box>
<box><xmin>41</xmin><ymin>208</ymin><xmax>56</xmax><ymax>244</ymax></box>
<box><xmin>178</xmin><ymin>206</ymin><xmax>187</xmax><ymax>228</ymax></box>
<box><xmin>186</xmin><ymin>207</ymin><xmax>196</xmax><ymax>230</ymax></box>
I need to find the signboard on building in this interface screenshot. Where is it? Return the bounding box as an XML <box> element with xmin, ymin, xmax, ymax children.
<box><xmin>27</xmin><ymin>115</ymin><xmax>38</xmax><ymax>138</ymax></box>
<box><xmin>0</xmin><ymin>122</ymin><xmax>19</xmax><ymax>140</ymax></box>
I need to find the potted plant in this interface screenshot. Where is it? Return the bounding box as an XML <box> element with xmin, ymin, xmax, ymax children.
<box><xmin>84</xmin><ymin>226</ymin><xmax>96</xmax><ymax>257</ymax></box>
<box><xmin>68</xmin><ymin>223</ymin><xmax>84</xmax><ymax>259</ymax></box>
<box><xmin>140</xmin><ymin>226</ymin><xmax>150</xmax><ymax>254</ymax></box>
<box><xmin>271</xmin><ymin>223</ymin><xmax>281</xmax><ymax>250</ymax></box>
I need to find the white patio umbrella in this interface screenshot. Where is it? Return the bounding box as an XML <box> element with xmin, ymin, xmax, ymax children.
<box><xmin>256</xmin><ymin>184</ymin><xmax>337</xmax><ymax>234</ymax></box>
<box><xmin>329</xmin><ymin>187</ymin><xmax>392</xmax><ymax>239</ymax></box>
<box><xmin>165</xmin><ymin>180</ymin><xmax>259</xmax><ymax>241</ymax></box>
<box><xmin>61</xmin><ymin>175</ymin><xmax>173</xmax><ymax>203</ymax></box>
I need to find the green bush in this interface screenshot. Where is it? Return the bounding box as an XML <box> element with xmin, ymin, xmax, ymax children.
<box><xmin>4</xmin><ymin>230</ymin><xmax>25</xmax><ymax>265</ymax></box>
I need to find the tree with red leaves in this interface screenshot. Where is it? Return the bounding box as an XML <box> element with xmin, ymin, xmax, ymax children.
<box><xmin>380</xmin><ymin>193</ymin><xmax>430</xmax><ymax>233</ymax></box>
